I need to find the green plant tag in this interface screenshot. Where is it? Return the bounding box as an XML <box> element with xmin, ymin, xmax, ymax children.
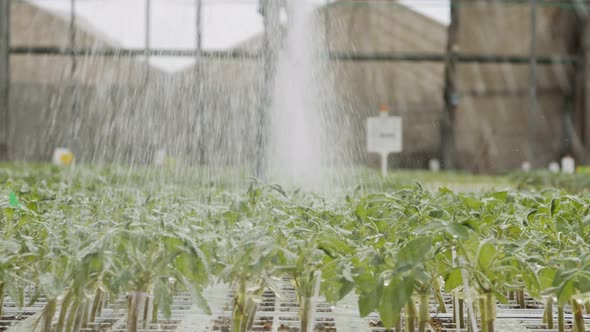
<box><xmin>9</xmin><ymin>192</ymin><xmax>20</xmax><ymax>209</ymax></box>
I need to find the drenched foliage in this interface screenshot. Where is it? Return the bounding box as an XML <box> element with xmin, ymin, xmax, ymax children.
<box><xmin>1</xmin><ymin>164</ymin><xmax>590</xmax><ymax>331</ymax></box>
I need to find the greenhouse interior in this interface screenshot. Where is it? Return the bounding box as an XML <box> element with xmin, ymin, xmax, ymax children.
<box><xmin>2</xmin><ymin>0</ymin><xmax>590</xmax><ymax>331</ymax></box>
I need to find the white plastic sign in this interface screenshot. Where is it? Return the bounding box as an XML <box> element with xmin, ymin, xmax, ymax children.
<box><xmin>154</xmin><ymin>149</ymin><xmax>166</xmax><ymax>166</ymax></box>
<box><xmin>561</xmin><ymin>156</ymin><xmax>575</xmax><ymax>174</ymax></box>
<box><xmin>367</xmin><ymin>116</ymin><xmax>402</xmax><ymax>154</ymax></box>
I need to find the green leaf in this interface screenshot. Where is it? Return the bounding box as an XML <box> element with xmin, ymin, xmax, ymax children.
<box><xmin>462</xmin><ymin>197</ymin><xmax>482</xmax><ymax>209</ymax></box>
<box><xmin>557</xmin><ymin>280</ymin><xmax>574</xmax><ymax>306</ymax></box>
<box><xmin>539</xmin><ymin>267</ymin><xmax>556</xmax><ymax>290</ymax></box>
<box><xmin>154</xmin><ymin>278</ymin><xmax>173</xmax><ymax>319</ymax></box>
<box><xmin>191</xmin><ymin>286</ymin><xmax>212</xmax><ymax>315</ymax></box>
<box><xmin>359</xmin><ymin>291</ymin><xmax>379</xmax><ymax>317</ymax></box>
<box><xmin>9</xmin><ymin>192</ymin><xmax>20</xmax><ymax>209</ymax></box>
<box><xmin>394</xmin><ymin>237</ymin><xmax>432</xmax><ymax>272</ymax></box>
<box><xmin>429</xmin><ymin>210</ymin><xmax>444</xmax><ymax>218</ymax></box>
<box><xmin>317</xmin><ymin>237</ymin><xmax>350</xmax><ymax>257</ymax></box>
<box><xmin>550</xmin><ymin>199</ymin><xmax>557</xmax><ymax>217</ymax></box>
<box><xmin>478</xmin><ymin>243</ymin><xmax>497</xmax><ymax>271</ymax></box>
<box><xmin>490</xmin><ymin>191</ymin><xmax>508</xmax><ymax>201</ymax></box>
<box><xmin>378</xmin><ymin>277</ymin><xmax>414</xmax><ymax>328</ymax></box>
<box><xmin>338</xmin><ymin>280</ymin><xmax>355</xmax><ymax>300</ymax></box>
<box><xmin>356</xmin><ymin>271</ymin><xmax>382</xmax><ymax>317</ymax></box>
<box><xmin>444</xmin><ymin>269</ymin><xmax>463</xmax><ymax>293</ymax></box>
<box><xmin>494</xmin><ymin>290</ymin><xmax>508</xmax><ymax>304</ymax></box>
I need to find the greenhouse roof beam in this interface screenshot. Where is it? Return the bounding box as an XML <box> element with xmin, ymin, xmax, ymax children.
<box><xmin>9</xmin><ymin>47</ymin><xmax>579</xmax><ymax>65</ymax></box>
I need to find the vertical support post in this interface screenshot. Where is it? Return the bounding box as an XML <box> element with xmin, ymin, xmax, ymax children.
<box><xmin>0</xmin><ymin>0</ymin><xmax>9</xmax><ymax>160</ymax></box>
<box><xmin>561</xmin><ymin>81</ymin><xmax>575</xmax><ymax>158</ymax></box>
<box><xmin>441</xmin><ymin>0</ymin><xmax>459</xmax><ymax>169</ymax></box>
<box><xmin>380</xmin><ymin>153</ymin><xmax>388</xmax><ymax>177</ymax></box>
<box><xmin>195</xmin><ymin>0</ymin><xmax>205</xmax><ymax>164</ymax></box>
<box><xmin>69</xmin><ymin>0</ymin><xmax>79</xmax><ymax>141</ymax></box>
<box><xmin>563</xmin><ymin>10</ymin><xmax>585</xmax><ymax>163</ymax></box>
<box><xmin>145</xmin><ymin>0</ymin><xmax>151</xmax><ymax>82</ymax></box>
<box><xmin>529</xmin><ymin>0</ymin><xmax>538</xmax><ymax>166</ymax></box>
<box><xmin>324</xmin><ymin>0</ymin><xmax>330</xmax><ymax>52</ymax></box>
<box><xmin>573</xmin><ymin>4</ymin><xmax>589</xmax><ymax>158</ymax></box>
<box><xmin>195</xmin><ymin>0</ymin><xmax>202</xmax><ymax>59</ymax></box>
<box><xmin>255</xmin><ymin>0</ymin><xmax>280</xmax><ymax>178</ymax></box>
<box><xmin>70</xmin><ymin>0</ymin><xmax>76</xmax><ymax>78</ymax></box>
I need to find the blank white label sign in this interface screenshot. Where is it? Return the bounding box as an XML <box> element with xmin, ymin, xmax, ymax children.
<box><xmin>367</xmin><ymin>116</ymin><xmax>402</xmax><ymax>154</ymax></box>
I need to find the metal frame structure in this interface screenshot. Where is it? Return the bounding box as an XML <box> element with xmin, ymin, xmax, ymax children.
<box><xmin>0</xmin><ymin>0</ymin><xmax>9</xmax><ymax>160</ymax></box>
<box><xmin>1</xmin><ymin>0</ymin><xmax>588</xmax><ymax>169</ymax></box>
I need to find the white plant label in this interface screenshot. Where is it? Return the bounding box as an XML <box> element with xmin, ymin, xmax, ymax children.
<box><xmin>52</xmin><ymin>148</ymin><xmax>75</xmax><ymax>166</ymax></box>
<box><xmin>366</xmin><ymin>116</ymin><xmax>402</xmax><ymax>154</ymax></box>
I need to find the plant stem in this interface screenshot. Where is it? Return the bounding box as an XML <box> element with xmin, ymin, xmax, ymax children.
<box><xmin>245</xmin><ymin>292</ymin><xmax>260</xmax><ymax>331</ymax></box>
<box><xmin>573</xmin><ymin>299</ymin><xmax>585</xmax><ymax>332</ymax></box>
<box><xmin>81</xmin><ymin>298</ymin><xmax>90</xmax><ymax>329</ymax></box>
<box><xmin>479</xmin><ymin>297</ymin><xmax>488</xmax><ymax>332</ymax></box>
<box><xmin>300</xmin><ymin>296</ymin><xmax>312</xmax><ymax>332</ymax></box>
<box><xmin>485</xmin><ymin>293</ymin><xmax>496</xmax><ymax>332</ymax></box>
<box><xmin>42</xmin><ymin>298</ymin><xmax>57</xmax><ymax>332</ymax></box>
<box><xmin>231</xmin><ymin>278</ymin><xmax>247</xmax><ymax>332</ymax></box>
<box><xmin>66</xmin><ymin>299</ymin><xmax>81</xmax><ymax>332</ymax></box>
<box><xmin>558</xmin><ymin>305</ymin><xmax>565</xmax><ymax>332</ymax></box>
<box><xmin>89</xmin><ymin>288</ymin><xmax>103</xmax><ymax>323</ymax></box>
<box><xmin>395</xmin><ymin>318</ymin><xmax>402</xmax><ymax>332</ymax></box>
<box><xmin>508</xmin><ymin>291</ymin><xmax>514</xmax><ymax>301</ymax></box>
<box><xmin>56</xmin><ymin>290</ymin><xmax>73</xmax><ymax>332</ymax></box>
<box><xmin>453</xmin><ymin>294</ymin><xmax>462</xmax><ymax>331</ymax></box>
<box><xmin>73</xmin><ymin>299</ymin><xmax>87</xmax><ymax>332</ymax></box>
<box><xmin>459</xmin><ymin>298</ymin><xmax>465</xmax><ymax>329</ymax></box>
<box><xmin>152</xmin><ymin>301</ymin><xmax>159</xmax><ymax>324</ymax></box>
<box><xmin>585</xmin><ymin>301</ymin><xmax>590</xmax><ymax>315</ymax></box>
<box><xmin>0</xmin><ymin>282</ymin><xmax>5</xmax><ymax>319</ymax></box>
<box><xmin>406</xmin><ymin>300</ymin><xmax>416</xmax><ymax>332</ymax></box>
<box><xmin>545</xmin><ymin>298</ymin><xmax>554</xmax><ymax>329</ymax></box>
<box><xmin>127</xmin><ymin>291</ymin><xmax>143</xmax><ymax>332</ymax></box>
<box><xmin>433</xmin><ymin>279</ymin><xmax>447</xmax><ymax>313</ymax></box>
<box><xmin>517</xmin><ymin>289</ymin><xmax>525</xmax><ymax>309</ymax></box>
<box><xmin>418</xmin><ymin>293</ymin><xmax>430</xmax><ymax>332</ymax></box>
<box><xmin>142</xmin><ymin>295</ymin><xmax>151</xmax><ymax>330</ymax></box>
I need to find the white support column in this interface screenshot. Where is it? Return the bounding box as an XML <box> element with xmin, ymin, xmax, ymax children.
<box><xmin>380</xmin><ymin>153</ymin><xmax>388</xmax><ymax>177</ymax></box>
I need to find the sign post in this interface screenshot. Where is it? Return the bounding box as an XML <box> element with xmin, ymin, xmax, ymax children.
<box><xmin>367</xmin><ymin>106</ymin><xmax>402</xmax><ymax>177</ymax></box>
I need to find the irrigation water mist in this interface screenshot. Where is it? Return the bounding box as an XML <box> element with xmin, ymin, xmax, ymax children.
<box><xmin>12</xmin><ymin>0</ymin><xmax>351</xmax><ymax>190</ymax></box>
<box><xmin>268</xmin><ymin>0</ymin><xmax>332</xmax><ymax>189</ymax></box>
